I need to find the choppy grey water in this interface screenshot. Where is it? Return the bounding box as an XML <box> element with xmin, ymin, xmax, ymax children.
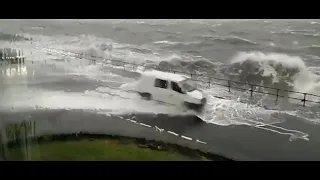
<box><xmin>1</xmin><ymin>19</ymin><xmax>320</xmax><ymax>146</ymax></box>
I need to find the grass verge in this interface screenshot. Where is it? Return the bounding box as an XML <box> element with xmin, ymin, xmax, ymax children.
<box><xmin>6</xmin><ymin>139</ymin><xmax>192</xmax><ymax>161</ymax></box>
<box><xmin>1</xmin><ymin>133</ymin><xmax>232</xmax><ymax>161</ymax></box>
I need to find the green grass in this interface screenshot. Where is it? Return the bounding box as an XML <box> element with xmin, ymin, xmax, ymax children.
<box><xmin>6</xmin><ymin>139</ymin><xmax>194</xmax><ymax>161</ymax></box>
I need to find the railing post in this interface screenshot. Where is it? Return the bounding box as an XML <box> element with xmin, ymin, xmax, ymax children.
<box><xmin>302</xmin><ymin>93</ymin><xmax>307</xmax><ymax>107</ymax></box>
<box><xmin>250</xmin><ymin>84</ymin><xmax>254</xmax><ymax>97</ymax></box>
<box><xmin>228</xmin><ymin>80</ymin><xmax>231</xmax><ymax>92</ymax></box>
<box><xmin>276</xmin><ymin>89</ymin><xmax>279</xmax><ymax>102</ymax></box>
<box><xmin>22</xmin><ymin>50</ymin><xmax>25</xmax><ymax>64</ymax></box>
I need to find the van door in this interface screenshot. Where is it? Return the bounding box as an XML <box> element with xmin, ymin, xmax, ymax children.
<box><xmin>168</xmin><ymin>81</ymin><xmax>186</xmax><ymax>105</ymax></box>
<box><xmin>153</xmin><ymin>78</ymin><xmax>170</xmax><ymax>104</ymax></box>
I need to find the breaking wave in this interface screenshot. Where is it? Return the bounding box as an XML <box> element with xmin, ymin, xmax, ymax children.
<box><xmin>212</xmin><ymin>36</ymin><xmax>257</xmax><ymax>46</ymax></box>
<box><xmin>78</xmin><ymin>41</ymin><xmax>183</xmax><ymax>66</ymax></box>
<box><xmin>302</xmin><ymin>45</ymin><xmax>320</xmax><ymax>50</ymax></box>
<box><xmin>226</xmin><ymin>51</ymin><xmax>320</xmax><ymax>102</ymax></box>
<box><xmin>153</xmin><ymin>40</ymin><xmax>201</xmax><ymax>45</ymax></box>
<box><xmin>271</xmin><ymin>30</ymin><xmax>320</xmax><ymax>37</ymax></box>
<box><xmin>196</xmin><ymin>35</ymin><xmax>257</xmax><ymax>46</ymax></box>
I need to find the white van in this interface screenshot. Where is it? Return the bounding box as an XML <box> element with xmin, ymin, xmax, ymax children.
<box><xmin>132</xmin><ymin>69</ymin><xmax>207</xmax><ymax>112</ymax></box>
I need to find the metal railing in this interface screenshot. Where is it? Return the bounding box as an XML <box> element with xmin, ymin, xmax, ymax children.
<box><xmin>1</xmin><ymin>47</ymin><xmax>320</xmax><ymax>107</ymax></box>
<box><xmin>0</xmin><ymin>48</ymin><xmax>25</xmax><ymax>65</ymax></box>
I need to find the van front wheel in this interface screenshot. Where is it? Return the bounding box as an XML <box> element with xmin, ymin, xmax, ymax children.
<box><xmin>138</xmin><ymin>92</ymin><xmax>152</xmax><ymax>100</ymax></box>
<box><xmin>183</xmin><ymin>101</ymin><xmax>204</xmax><ymax>113</ymax></box>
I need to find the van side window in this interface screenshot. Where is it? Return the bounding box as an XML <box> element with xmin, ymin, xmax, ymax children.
<box><xmin>171</xmin><ymin>82</ymin><xmax>185</xmax><ymax>94</ymax></box>
<box><xmin>154</xmin><ymin>79</ymin><xmax>168</xmax><ymax>89</ymax></box>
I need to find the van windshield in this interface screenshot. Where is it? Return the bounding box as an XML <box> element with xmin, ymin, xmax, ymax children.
<box><xmin>180</xmin><ymin>80</ymin><xmax>197</xmax><ymax>92</ymax></box>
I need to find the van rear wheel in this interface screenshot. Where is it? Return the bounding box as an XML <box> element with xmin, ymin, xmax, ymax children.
<box><xmin>138</xmin><ymin>92</ymin><xmax>152</xmax><ymax>100</ymax></box>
